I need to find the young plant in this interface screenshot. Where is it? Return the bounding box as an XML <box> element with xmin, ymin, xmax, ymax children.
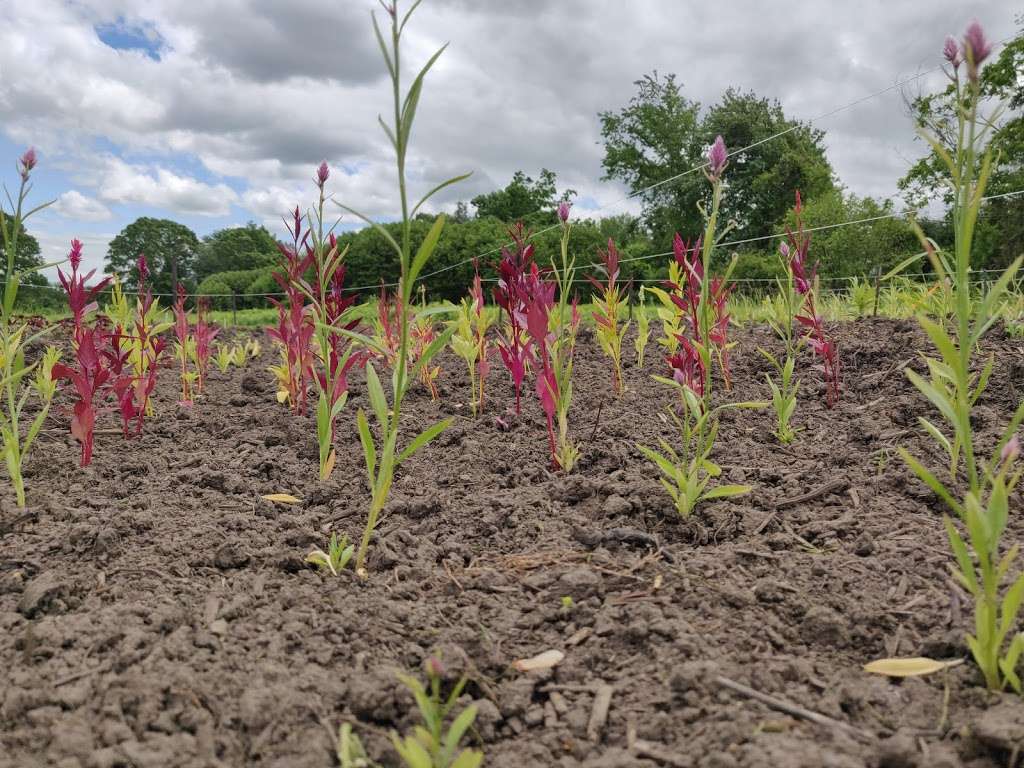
<box><xmin>245</xmin><ymin>338</ymin><xmax>262</xmax><ymax>358</ymax></box>
<box><xmin>412</xmin><ymin>303</ymin><xmax>442</xmax><ymax>401</ymax></box>
<box><xmin>214</xmin><ymin>343</ymin><xmax>235</xmax><ymax>374</ymax></box>
<box><xmin>639</xmin><ymin>137</ymin><xmax>763</xmax><ymax>512</ymax></box>
<box><xmin>524</xmin><ymin>203</ymin><xmax>580</xmax><ymax>471</ymax></box>
<box><xmin>589</xmin><ymin>239</ymin><xmax>630</xmax><ymax>396</ymax></box>
<box><xmin>638</xmin><ymin>381</ymin><xmax>761</xmax><ymax>517</ymax></box>
<box><xmin>782</xmin><ymin>191</ymin><xmax>841</xmax><ymax>407</ymax></box>
<box><xmin>493</xmin><ymin>223</ymin><xmax>538</xmax><ymax>414</ymax></box>
<box><xmin>330</xmin><ymin>0</ymin><xmax>468</xmax><ymax>576</ymax></box>
<box><xmin>760</xmin><ymin>351</ymin><xmax>799</xmax><ymax>444</ymax></box>
<box><xmin>191</xmin><ymin>297</ymin><xmax>219</xmax><ymax>392</ymax></box>
<box><xmin>449</xmin><ymin>267</ymin><xmax>491</xmax><ymax>416</ymax></box>
<box><xmin>392</xmin><ymin>659</ymin><xmax>483</xmax><ymax>768</ymax></box>
<box><xmin>374</xmin><ymin>283</ymin><xmax>404</xmax><ymax>369</ymax></box>
<box><xmin>899</xmin><ymin>23</ymin><xmax>1024</xmax><ymax>693</ymax></box>
<box><xmin>126</xmin><ymin>255</ymin><xmax>170</xmax><ymax>424</ymax></box>
<box><xmin>306</xmin><ymin>532</ymin><xmax>355</xmax><ymax>576</ymax></box>
<box><xmin>288</xmin><ymin>164</ymin><xmax>365</xmax><ymax>480</ymax></box>
<box><xmin>267</xmin><ymin>206</ymin><xmax>315</xmax><ymax>414</ymax></box>
<box><xmin>232</xmin><ymin>344</ymin><xmax>248</xmax><ymax>366</ymax></box>
<box><xmin>635</xmin><ymin>288</ymin><xmax>651</xmax><ymax>368</ymax></box>
<box><xmin>172</xmin><ymin>284</ymin><xmax>198</xmax><ymax>405</ymax></box>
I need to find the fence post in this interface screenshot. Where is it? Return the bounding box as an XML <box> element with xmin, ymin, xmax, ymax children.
<box><xmin>231</xmin><ymin>290</ymin><xmax>237</xmax><ymax>327</ymax></box>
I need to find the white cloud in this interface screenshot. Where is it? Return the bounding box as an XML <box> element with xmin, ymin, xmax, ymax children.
<box><xmin>53</xmin><ymin>190</ymin><xmax>113</xmax><ymax>221</ymax></box>
<box><xmin>96</xmin><ymin>157</ymin><xmax>238</xmax><ymax>216</ymax></box>
<box><xmin>0</xmin><ymin>0</ymin><xmax>1019</xmax><ymax>240</ymax></box>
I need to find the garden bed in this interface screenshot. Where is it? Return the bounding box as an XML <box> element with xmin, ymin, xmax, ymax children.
<box><xmin>2</xmin><ymin>318</ymin><xmax>1023</xmax><ymax>768</ymax></box>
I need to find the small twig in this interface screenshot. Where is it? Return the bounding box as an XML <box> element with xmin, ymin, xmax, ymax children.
<box><xmin>54</xmin><ymin>662</ymin><xmax>112</xmax><ymax>687</ymax></box>
<box><xmin>626</xmin><ymin>720</ymin><xmax>689</xmax><ymax>767</ymax></box>
<box><xmin>716</xmin><ymin>675</ymin><xmax>873</xmax><ymax>742</ymax></box>
<box><xmin>589</xmin><ymin>400</ymin><xmax>604</xmax><ymax>442</ymax></box>
<box><xmin>774</xmin><ymin>479</ymin><xmax>849</xmax><ymax>510</ymax></box>
<box><xmin>587</xmin><ymin>682</ymin><xmax>613</xmax><ymax>742</ymax></box>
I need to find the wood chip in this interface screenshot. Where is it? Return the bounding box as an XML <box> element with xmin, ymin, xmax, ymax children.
<box><xmin>587</xmin><ymin>683</ymin><xmax>613</xmax><ymax>742</ymax></box>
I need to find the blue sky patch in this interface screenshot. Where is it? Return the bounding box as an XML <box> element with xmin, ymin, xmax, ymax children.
<box><xmin>94</xmin><ymin>18</ymin><xmax>165</xmax><ymax>61</ymax></box>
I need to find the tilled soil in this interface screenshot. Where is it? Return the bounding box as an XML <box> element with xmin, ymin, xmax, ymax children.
<box><xmin>2</xmin><ymin>318</ymin><xmax>1023</xmax><ymax>768</ymax></box>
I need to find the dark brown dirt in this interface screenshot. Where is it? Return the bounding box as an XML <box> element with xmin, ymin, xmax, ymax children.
<box><xmin>2</xmin><ymin>318</ymin><xmax>1023</xmax><ymax>768</ymax></box>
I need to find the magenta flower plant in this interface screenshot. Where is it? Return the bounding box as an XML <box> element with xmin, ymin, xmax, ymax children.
<box><xmin>0</xmin><ymin>149</ymin><xmax>62</xmax><ymax>506</ymax></box>
<box><xmin>638</xmin><ymin>136</ymin><xmax>763</xmax><ymax>516</ymax></box>
<box><xmin>898</xmin><ymin>21</ymin><xmax>1023</xmax><ymax>693</ymax></box>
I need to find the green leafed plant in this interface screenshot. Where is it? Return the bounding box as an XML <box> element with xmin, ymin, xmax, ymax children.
<box><xmin>330</xmin><ymin>0</ymin><xmax>468</xmax><ymax>576</ymax></box>
<box><xmin>0</xmin><ymin>149</ymin><xmax>63</xmax><ymax>506</ymax></box>
<box><xmin>634</xmin><ymin>288</ymin><xmax>650</xmax><ymax>368</ymax></box>
<box><xmin>306</xmin><ymin>532</ymin><xmax>355</xmax><ymax>576</ymax></box>
<box><xmin>761</xmin><ymin>351</ymin><xmax>799</xmax><ymax>444</ymax></box>
<box><xmin>214</xmin><ymin>343</ymin><xmax>235</xmax><ymax>374</ymax></box>
<box><xmin>448</xmin><ymin>267</ymin><xmax>491</xmax><ymax>417</ymax></box>
<box><xmin>638</xmin><ymin>380</ymin><xmax>762</xmax><ymax>517</ymax></box>
<box><xmin>898</xmin><ymin>22</ymin><xmax>1024</xmax><ymax>693</ymax></box>
<box><xmin>392</xmin><ymin>660</ymin><xmax>483</xmax><ymax>768</ymax></box>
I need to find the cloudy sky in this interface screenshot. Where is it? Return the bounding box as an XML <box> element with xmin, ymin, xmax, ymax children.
<box><xmin>0</xmin><ymin>1</ymin><xmax>1018</xmax><ymax>280</ymax></box>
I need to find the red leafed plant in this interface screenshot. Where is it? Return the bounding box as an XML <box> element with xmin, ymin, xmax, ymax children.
<box><xmin>52</xmin><ymin>240</ymin><xmax>115</xmax><ymax>466</ymax></box>
<box><xmin>172</xmin><ymin>284</ymin><xmax>198</xmax><ymax>405</ymax></box>
<box><xmin>374</xmin><ymin>283</ymin><xmax>404</xmax><ymax>368</ymax></box>
<box><xmin>192</xmin><ymin>297</ymin><xmax>219</xmax><ymax>393</ymax></box>
<box><xmin>493</xmin><ymin>223</ymin><xmax>537</xmax><ymax>414</ymax></box>
<box><xmin>666</xmin><ymin>234</ymin><xmax>735</xmax><ymax>391</ymax></box>
<box><xmin>784</xmin><ymin>190</ymin><xmax>841</xmax><ymax>407</ymax></box>
<box><xmin>266</xmin><ymin>206</ymin><xmax>315</xmax><ymax>413</ymax></box>
<box><xmin>52</xmin><ymin>325</ymin><xmax>110</xmax><ymax>467</ymax></box>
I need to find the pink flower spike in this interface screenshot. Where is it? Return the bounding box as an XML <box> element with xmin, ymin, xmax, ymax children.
<box><xmin>557</xmin><ymin>201</ymin><xmax>571</xmax><ymax>223</ymax></box>
<box><xmin>707</xmin><ymin>135</ymin><xmax>728</xmax><ymax>179</ymax></box>
<box><xmin>69</xmin><ymin>239</ymin><xmax>83</xmax><ymax>271</ymax></box>
<box><xmin>1002</xmin><ymin>435</ymin><xmax>1020</xmax><ymax>464</ymax></box>
<box><xmin>963</xmin><ymin>21</ymin><xmax>992</xmax><ymax>66</ymax></box>
<box><xmin>19</xmin><ymin>147</ymin><xmax>37</xmax><ymax>179</ymax></box>
<box><xmin>943</xmin><ymin>36</ymin><xmax>963</xmax><ymax>68</ymax></box>
<box><xmin>137</xmin><ymin>253</ymin><xmax>149</xmax><ymax>283</ymax></box>
<box><xmin>316</xmin><ymin>161</ymin><xmax>329</xmax><ymax>187</ymax></box>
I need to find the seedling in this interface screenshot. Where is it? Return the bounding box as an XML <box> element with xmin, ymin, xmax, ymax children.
<box><xmin>638</xmin><ymin>381</ymin><xmax>762</xmax><ymax>517</ymax></box>
<box><xmin>899</xmin><ymin>22</ymin><xmax>1024</xmax><ymax>693</ymax></box>
<box><xmin>306</xmin><ymin>532</ymin><xmax>355</xmax><ymax>576</ymax></box>
<box><xmin>172</xmin><ymin>284</ymin><xmax>196</xmax><ymax>405</ymax></box>
<box><xmin>449</xmin><ymin>266</ymin><xmax>492</xmax><ymax>416</ymax></box>
<box><xmin>589</xmin><ymin>239</ymin><xmax>630</xmax><ymax>396</ymax></box>
<box><xmin>328</xmin><ymin>0</ymin><xmax>467</xmax><ymax>575</ymax></box>
<box><xmin>214</xmin><ymin>343</ymin><xmax>235</xmax><ymax>374</ymax></box>
<box><xmin>635</xmin><ymin>289</ymin><xmax>650</xmax><ymax>368</ymax></box>
<box><xmin>392</xmin><ymin>659</ymin><xmax>483</xmax><ymax>768</ymax></box>
<box><xmin>760</xmin><ymin>351</ymin><xmax>799</xmax><ymax>444</ymax></box>
<box><xmin>493</xmin><ymin>223</ymin><xmax>537</xmax><ymax>414</ymax></box>
<box><xmin>524</xmin><ymin>204</ymin><xmax>581</xmax><ymax>471</ymax></box>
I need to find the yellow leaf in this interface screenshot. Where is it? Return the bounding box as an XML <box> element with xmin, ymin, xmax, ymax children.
<box><xmin>261</xmin><ymin>493</ymin><xmax>301</xmax><ymax>505</ymax></box>
<box><xmin>863</xmin><ymin>657</ymin><xmax>961</xmax><ymax>677</ymax></box>
<box><xmin>511</xmin><ymin>649</ymin><xmax>564</xmax><ymax>672</ymax></box>
<box><xmin>321</xmin><ymin>450</ymin><xmax>336</xmax><ymax>481</ymax></box>
<box><xmin>276</xmin><ymin>390</ymin><xmax>289</xmax><ymax>404</ymax></box>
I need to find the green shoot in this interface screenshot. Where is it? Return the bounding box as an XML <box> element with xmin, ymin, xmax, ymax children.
<box><xmin>307</xmin><ymin>532</ymin><xmax>355</xmax><ymax>576</ymax></box>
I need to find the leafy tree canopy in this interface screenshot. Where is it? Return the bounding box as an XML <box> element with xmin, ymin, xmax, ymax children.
<box><xmin>600</xmin><ymin>73</ymin><xmax>836</xmax><ymax>248</ymax></box>
<box><xmin>195</xmin><ymin>222</ymin><xmax>279</xmax><ymax>281</ymax></box>
<box><xmin>106</xmin><ymin>217</ymin><xmax>200</xmax><ymax>294</ymax></box>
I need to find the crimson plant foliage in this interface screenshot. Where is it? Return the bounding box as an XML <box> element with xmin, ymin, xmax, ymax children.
<box><xmin>267</xmin><ymin>207</ymin><xmax>315</xmax><ymax>414</ymax></box>
<box><xmin>493</xmin><ymin>223</ymin><xmax>537</xmax><ymax>415</ymax></box>
<box><xmin>782</xmin><ymin>191</ymin><xmax>841</xmax><ymax>407</ymax></box>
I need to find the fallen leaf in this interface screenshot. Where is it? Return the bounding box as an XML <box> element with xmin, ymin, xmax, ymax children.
<box><xmin>261</xmin><ymin>493</ymin><xmax>301</xmax><ymax>505</ymax></box>
<box><xmin>512</xmin><ymin>649</ymin><xmax>564</xmax><ymax>672</ymax></box>
<box><xmin>863</xmin><ymin>657</ymin><xmax>962</xmax><ymax>678</ymax></box>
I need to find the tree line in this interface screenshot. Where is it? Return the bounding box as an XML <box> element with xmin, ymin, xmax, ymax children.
<box><xmin>9</xmin><ymin>25</ymin><xmax>1021</xmax><ymax>309</ymax></box>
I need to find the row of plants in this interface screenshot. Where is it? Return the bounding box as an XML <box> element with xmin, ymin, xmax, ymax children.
<box><xmin>0</xmin><ymin>8</ymin><xmax>1020</xmax><ymax>764</ymax></box>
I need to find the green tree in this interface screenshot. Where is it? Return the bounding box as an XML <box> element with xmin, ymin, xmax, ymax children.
<box><xmin>600</xmin><ymin>74</ymin><xmax>835</xmax><ymax>248</ymax></box>
<box><xmin>470</xmin><ymin>169</ymin><xmax>575</xmax><ymax>223</ymax></box>
<box><xmin>899</xmin><ymin>20</ymin><xmax>1024</xmax><ymax>269</ymax></box>
<box><xmin>195</xmin><ymin>222</ymin><xmax>279</xmax><ymax>281</ymax></box>
<box><xmin>106</xmin><ymin>217</ymin><xmax>200</xmax><ymax>294</ymax></box>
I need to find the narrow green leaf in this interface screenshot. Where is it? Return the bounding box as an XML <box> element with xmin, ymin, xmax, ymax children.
<box><xmin>365</xmin><ymin>363</ymin><xmax>389</xmax><ymax>428</ymax></box>
<box><xmin>408</xmin><ymin>213</ymin><xmax>447</xmax><ymax>286</ymax></box>
<box><xmin>397</xmin><ymin>417</ymin><xmax>452</xmax><ymax>465</ymax></box>
<box><xmin>356</xmin><ymin>409</ymin><xmax>376</xmax><ymax>489</ymax></box>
